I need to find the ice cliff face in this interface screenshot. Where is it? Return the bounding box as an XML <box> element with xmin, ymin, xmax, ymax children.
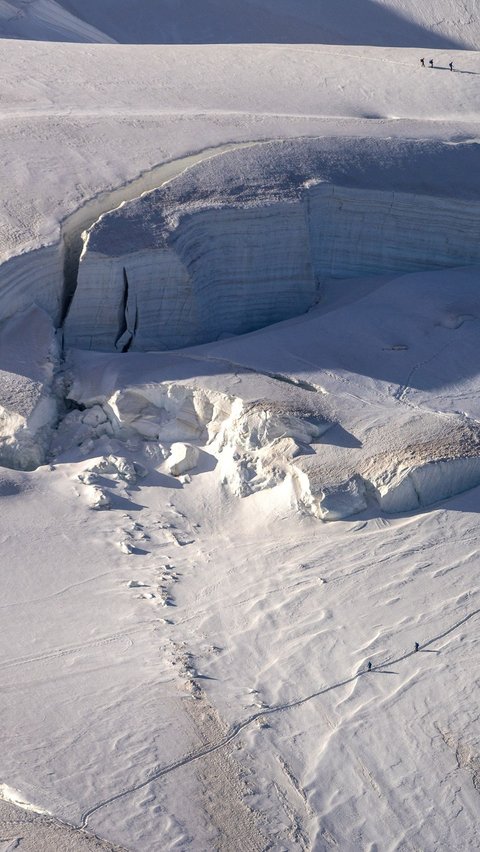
<box><xmin>65</xmin><ymin>201</ymin><xmax>316</xmax><ymax>351</ymax></box>
<box><xmin>63</xmin><ymin>138</ymin><xmax>480</xmax><ymax>352</ymax></box>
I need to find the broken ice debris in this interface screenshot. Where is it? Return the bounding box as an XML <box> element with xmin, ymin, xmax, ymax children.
<box><xmin>166</xmin><ymin>442</ymin><xmax>199</xmax><ymax>476</ymax></box>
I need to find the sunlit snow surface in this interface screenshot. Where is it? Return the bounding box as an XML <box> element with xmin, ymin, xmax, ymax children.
<box><xmin>1</xmin><ymin>2</ymin><xmax>480</xmax><ymax>850</ymax></box>
<box><xmin>1</xmin><ymin>268</ymin><xmax>480</xmax><ymax>850</ymax></box>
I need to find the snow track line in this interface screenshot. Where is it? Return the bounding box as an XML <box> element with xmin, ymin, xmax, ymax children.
<box><xmin>79</xmin><ymin>604</ymin><xmax>480</xmax><ymax>829</ymax></box>
<box><xmin>394</xmin><ymin>341</ymin><xmax>453</xmax><ymax>403</ymax></box>
<box><xmin>0</xmin><ymin>620</ymin><xmax>159</xmax><ymax>671</ymax></box>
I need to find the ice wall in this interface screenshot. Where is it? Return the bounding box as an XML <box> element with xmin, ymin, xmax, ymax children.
<box><xmin>1</xmin><ymin>136</ymin><xmax>479</xmax><ymax>345</ymax></box>
<box><xmin>308</xmin><ymin>187</ymin><xmax>479</xmax><ymax>278</ymax></box>
<box><xmin>0</xmin><ymin>244</ymin><xmax>65</xmax><ymax>327</ymax></box>
<box><xmin>64</xmin><ymin>184</ymin><xmax>480</xmax><ymax>352</ymax></box>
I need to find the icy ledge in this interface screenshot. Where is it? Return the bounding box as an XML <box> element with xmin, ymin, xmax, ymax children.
<box><xmin>64</xmin><ymin>138</ymin><xmax>480</xmax><ymax>352</ymax></box>
<box><xmin>294</xmin><ymin>440</ymin><xmax>480</xmax><ymax>520</ymax></box>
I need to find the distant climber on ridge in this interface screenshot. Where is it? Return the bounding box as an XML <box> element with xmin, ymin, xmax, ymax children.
<box><xmin>449</xmin><ymin>62</ymin><xmax>454</xmax><ymax>71</ymax></box>
<box><xmin>429</xmin><ymin>59</ymin><xmax>434</xmax><ymax>68</ymax></box>
<box><xmin>420</xmin><ymin>58</ymin><xmax>425</xmax><ymax>67</ymax></box>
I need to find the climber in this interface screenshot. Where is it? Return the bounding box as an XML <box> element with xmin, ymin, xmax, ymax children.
<box><xmin>449</xmin><ymin>62</ymin><xmax>454</xmax><ymax>71</ymax></box>
<box><xmin>414</xmin><ymin>642</ymin><xmax>420</xmax><ymax>652</ymax></box>
<box><xmin>420</xmin><ymin>58</ymin><xmax>425</xmax><ymax>67</ymax></box>
<box><xmin>429</xmin><ymin>59</ymin><xmax>434</xmax><ymax>68</ymax></box>
<box><xmin>367</xmin><ymin>661</ymin><xmax>372</xmax><ymax>671</ymax></box>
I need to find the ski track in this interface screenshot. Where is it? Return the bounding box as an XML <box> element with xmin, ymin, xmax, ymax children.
<box><xmin>0</xmin><ymin>570</ymin><xmax>116</xmax><ymax>612</ymax></box>
<box><xmin>0</xmin><ymin>111</ymin><xmax>478</xmax><ymax>126</ymax></box>
<box><xmin>0</xmin><ymin>622</ymin><xmax>160</xmax><ymax>671</ymax></box>
<box><xmin>394</xmin><ymin>341</ymin><xmax>453</xmax><ymax>403</ymax></box>
<box><xmin>78</xmin><ymin>605</ymin><xmax>480</xmax><ymax>830</ymax></box>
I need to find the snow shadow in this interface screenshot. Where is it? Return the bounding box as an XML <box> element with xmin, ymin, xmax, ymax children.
<box><xmin>194</xmin><ymin>449</ymin><xmax>218</xmax><ymax>475</ymax></box>
<box><xmin>106</xmin><ymin>491</ymin><xmax>145</xmax><ymax>512</ymax></box>
<box><xmin>3</xmin><ymin>0</ymin><xmax>469</xmax><ymax>49</ymax></box>
<box><xmin>126</xmin><ymin>469</ymin><xmax>183</xmax><ymax>491</ymax></box>
<box><xmin>428</xmin><ymin>66</ymin><xmax>480</xmax><ymax>74</ymax></box>
<box><xmin>316</xmin><ymin>423</ymin><xmax>362</xmax><ymax>449</ymax></box>
<box><xmin>0</xmin><ymin>472</ymin><xmax>25</xmax><ymax>496</ymax></box>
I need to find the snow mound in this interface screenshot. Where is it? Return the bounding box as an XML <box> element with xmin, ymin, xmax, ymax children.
<box><xmin>65</xmin><ymin>353</ymin><xmax>332</xmax><ymax>497</ymax></box>
<box><xmin>50</xmin><ymin>405</ymin><xmax>113</xmax><ymax>457</ymax></box>
<box><xmin>89</xmin><ymin>454</ymin><xmax>139</xmax><ymax>483</ymax></box>
<box><xmin>67</xmin><ymin>359</ymin><xmax>480</xmax><ymax>518</ymax></box>
<box><xmin>83</xmin><ymin>482</ymin><xmax>110</xmax><ymax>511</ymax></box>
<box><xmin>0</xmin><ymin>307</ymin><xmax>60</xmax><ymax>470</ymax></box>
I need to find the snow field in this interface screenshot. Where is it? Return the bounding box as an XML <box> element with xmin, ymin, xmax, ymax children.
<box><xmin>2</xmin><ymin>403</ymin><xmax>479</xmax><ymax>849</ymax></box>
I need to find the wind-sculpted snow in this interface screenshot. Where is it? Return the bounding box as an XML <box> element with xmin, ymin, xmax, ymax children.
<box><xmin>64</xmin><ymin>138</ymin><xmax>480</xmax><ymax>352</ymax></box>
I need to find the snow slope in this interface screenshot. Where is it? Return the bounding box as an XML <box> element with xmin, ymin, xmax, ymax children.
<box><xmin>1</xmin><ymin>0</ymin><xmax>479</xmax><ymax>48</ymax></box>
<box><xmin>1</xmin><ymin>1</ymin><xmax>480</xmax><ymax>850</ymax></box>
